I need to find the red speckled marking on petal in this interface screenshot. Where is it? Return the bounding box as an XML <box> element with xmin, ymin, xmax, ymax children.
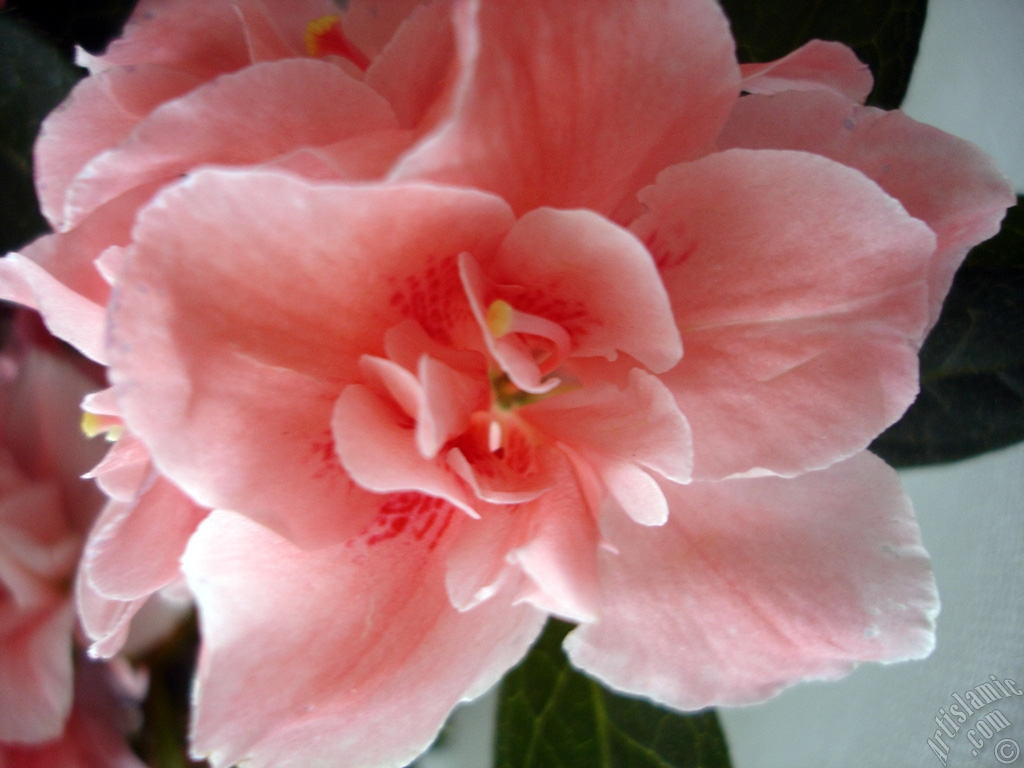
<box><xmin>641</xmin><ymin>229</ymin><xmax>697</xmax><ymax>273</ymax></box>
<box><xmin>355</xmin><ymin>492</ymin><xmax>457</xmax><ymax>550</ymax></box>
<box><xmin>502</xmin><ymin>422</ymin><xmax>535</xmax><ymax>475</ymax></box>
<box><xmin>502</xmin><ymin>286</ymin><xmax>594</xmax><ymax>340</ymax></box>
<box><xmin>387</xmin><ymin>254</ymin><xmax>472</xmax><ymax>346</ymax></box>
<box><xmin>309</xmin><ymin>429</ymin><xmax>340</xmax><ymax>480</ymax></box>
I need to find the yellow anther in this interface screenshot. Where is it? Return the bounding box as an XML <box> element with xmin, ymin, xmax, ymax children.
<box><xmin>305</xmin><ymin>15</ymin><xmax>341</xmax><ymax>57</ymax></box>
<box><xmin>486</xmin><ymin>299</ymin><xmax>515</xmax><ymax>338</ymax></box>
<box><xmin>81</xmin><ymin>411</ymin><xmax>123</xmax><ymax>442</ymax></box>
<box><xmin>81</xmin><ymin>411</ymin><xmax>103</xmax><ymax>438</ymax></box>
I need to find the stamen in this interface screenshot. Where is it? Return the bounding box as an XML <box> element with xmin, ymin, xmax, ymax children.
<box><xmin>486</xmin><ymin>299</ymin><xmax>515</xmax><ymax>338</ymax></box>
<box><xmin>305</xmin><ymin>15</ymin><xmax>371</xmax><ymax>71</ymax></box>
<box><xmin>485</xmin><ymin>298</ymin><xmax>572</xmax><ymax>373</ymax></box>
<box><xmin>81</xmin><ymin>412</ymin><xmax>123</xmax><ymax>442</ymax></box>
<box><xmin>488</xmin><ymin>420</ymin><xmax>502</xmax><ymax>453</ymax></box>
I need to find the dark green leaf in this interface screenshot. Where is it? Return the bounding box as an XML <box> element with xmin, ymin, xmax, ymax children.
<box><xmin>132</xmin><ymin>613</ymin><xmax>210</xmax><ymax>768</ymax></box>
<box><xmin>494</xmin><ymin>619</ymin><xmax>732</xmax><ymax>768</ymax></box>
<box><xmin>719</xmin><ymin>0</ymin><xmax>928</xmax><ymax>108</ymax></box>
<box><xmin>872</xmin><ymin>197</ymin><xmax>1024</xmax><ymax>466</ymax></box>
<box><xmin>965</xmin><ymin>196</ymin><xmax>1024</xmax><ymax>269</ymax></box>
<box><xmin>3</xmin><ymin>0</ymin><xmax>137</xmax><ymax>55</ymax></box>
<box><xmin>0</xmin><ymin>15</ymin><xmax>81</xmax><ymax>253</ymax></box>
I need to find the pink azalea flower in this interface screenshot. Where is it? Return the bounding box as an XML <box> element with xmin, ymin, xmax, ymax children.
<box><xmin>0</xmin><ymin>657</ymin><xmax>147</xmax><ymax>768</ymax></box>
<box><xmin>0</xmin><ymin>1</ymin><xmax>1015</xmax><ymax>767</ymax></box>
<box><xmin>0</xmin><ymin>325</ymin><xmax>144</xmax><ymax>767</ymax></box>
<box><xmin>0</xmin><ymin>440</ymin><xmax>80</xmax><ymax>745</ymax></box>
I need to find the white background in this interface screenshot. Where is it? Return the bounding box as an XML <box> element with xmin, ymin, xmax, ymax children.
<box><xmin>426</xmin><ymin>2</ymin><xmax>1024</xmax><ymax>766</ymax></box>
<box><xmin>722</xmin><ymin>3</ymin><xmax>1024</xmax><ymax>766</ymax></box>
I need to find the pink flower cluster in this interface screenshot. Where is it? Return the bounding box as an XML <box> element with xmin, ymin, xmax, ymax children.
<box><xmin>0</xmin><ymin>320</ymin><xmax>145</xmax><ymax>768</ymax></box>
<box><xmin>0</xmin><ymin>1</ymin><xmax>1013</xmax><ymax>766</ymax></box>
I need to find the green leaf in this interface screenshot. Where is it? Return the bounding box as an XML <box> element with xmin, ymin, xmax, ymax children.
<box><xmin>3</xmin><ymin>0</ymin><xmax>137</xmax><ymax>55</ymax></box>
<box><xmin>719</xmin><ymin>0</ymin><xmax>928</xmax><ymax>108</ymax></box>
<box><xmin>132</xmin><ymin>613</ymin><xmax>210</xmax><ymax>768</ymax></box>
<box><xmin>0</xmin><ymin>15</ymin><xmax>81</xmax><ymax>253</ymax></box>
<box><xmin>494</xmin><ymin>619</ymin><xmax>732</xmax><ymax>768</ymax></box>
<box><xmin>872</xmin><ymin>197</ymin><xmax>1024</xmax><ymax>466</ymax></box>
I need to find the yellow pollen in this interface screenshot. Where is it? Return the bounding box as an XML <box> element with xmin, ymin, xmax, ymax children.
<box><xmin>305</xmin><ymin>15</ymin><xmax>341</xmax><ymax>57</ymax></box>
<box><xmin>486</xmin><ymin>299</ymin><xmax>515</xmax><ymax>338</ymax></box>
<box><xmin>81</xmin><ymin>412</ymin><xmax>123</xmax><ymax>442</ymax></box>
<box><xmin>81</xmin><ymin>411</ymin><xmax>102</xmax><ymax>437</ymax></box>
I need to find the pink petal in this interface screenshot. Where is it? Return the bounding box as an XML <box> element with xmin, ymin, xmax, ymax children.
<box><xmin>524</xmin><ymin>369</ymin><xmax>693</xmax><ymax>526</ymax></box>
<box><xmin>82</xmin><ymin>479</ymin><xmax>206</xmax><ymax>602</ymax></box>
<box><xmin>74</xmin><ymin>566</ymin><xmax>142</xmax><ymax>660</ymax></box>
<box><xmin>633</xmin><ymin>149</ymin><xmax>935</xmax><ymax>478</ymax></box>
<box><xmin>364</xmin><ymin>0</ymin><xmax>456</xmax><ymax>130</ymax></box>
<box><xmin>112</xmin><ymin>169</ymin><xmax>512</xmax><ymax>383</ymax></box>
<box><xmin>19</xmin><ymin>183</ymin><xmax>159</xmax><ymax>303</ymax></box>
<box><xmin>183</xmin><ymin>509</ymin><xmax>545</xmax><ymax>768</ymax></box>
<box><xmin>1</xmin><ymin>184</ymin><xmax>160</xmax><ymax>366</ymax></box>
<box><xmin>0</xmin><ymin>480</ymin><xmax>75</xmax><ymax>595</ymax></box>
<box><xmin>392</xmin><ymin>0</ymin><xmax>740</xmax><ymax>219</ymax></box>
<box><xmin>383</xmin><ymin>318</ymin><xmax>486</xmax><ymax>377</ymax></box>
<box><xmin>63</xmin><ymin>59</ymin><xmax>398</xmax><ymax>229</ymax></box>
<box><xmin>594</xmin><ymin>458</ymin><xmax>671</xmax><ymax>528</ymax></box>
<box><xmin>0</xmin><ymin>254</ymin><xmax>107</xmax><ymax>363</ymax></box>
<box><xmin>442</xmin><ymin>504</ymin><xmax>518</xmax><ymax>611</ymax></box>
<box><xmin>565</xmin><ymin>452</ymin><xmax>938</xmax><ymax>710</ymax></box>
<box><xmin>505</xmin><ymin>479</ymin><xmax>602</xmax><ymax>623</ymax></box>
<box><xmin>639</xmin><ymin>150</ymin><xmax>934</xmax><ymax>331</ymax></box>
<box><xmin>529</xmin><ymin>370</ymin><xmax>692</xmax><ymax>482</ymax></box>
<box><xmin>35</xmin><ymin>65</ymin><xmax>199</xmax><ymax>230</ymax></box>
<box><xmin>265</xmin><ymin>129</ymin><xmax>414</xmax><ymax>182</ymax></box>
<box><xmin>333</xmin><ymin>383</ymin><xmax>476</xmax><ymax>515</ymax></box>
<box><xmin>445</xmin><ymin>455</ymin><xmax>600</xmax><ymax>622</ymax></box>
<box><xmin>418</xmin><ymin>355</ymin><xmax>488</xmax><ymax>457</ymax></box>
<box><xmin>357</xmin><ymin>355</ymin><xmax>423</xmax><ymax>424</ymax></box>
<box><xmin>718</xmin><ymin>90</ymin><xmax>1016</xmax><ymax>329</ymax></box>
<box><xmin>494</xmin><ymin>208</ymin><xmax>682</xmax><ymax>373</ymax></box>
<box><xmin>739</xmin><ymin>40</ymin><xmax>873</xmax><ymax>102</ymax></box>
<box><xmin>0</xmin><ymin>601</ymin><xmax>74</xmax><ymax>742</ymax></box>
<box><xmin>0</xmin><ymin>348</ymin><xmax>105</xmax><ymax>527</ymax></box>
<box><xmin>660</xmin><ymin>306</ymin><xmax>924</xmax><ymax>480</ymax></box>
<box><xmin>88</xmin><ymin>0</ymin><xmax>253</xmax><ymax>78</ymax></box>
<box><xmin>232</xmin><ymin>0</ymin><xmax>294</xmax><ymax>62</ymax></box>
<box><xmin>341</xmin><ymin>0</ymin><xmax>427</xmax><ymax>59</ymax></box>
<box><xmin>110</xmin><ymin>341</ymin><xmax>364</xmax><ymax>548</ymax></box>
<box><xmin>358</xmin><ymin>352</ymin><xmax>486</xmax><ymax>459</ymax></box>
<box><xmin>83</xmin><ymin>434</ymin><xmax>150</xmax><ymax>502</ymax></box>
<box><xmin>0</xmin><ymin>658</ymin><xmax>147</xmax><ymax>768</ymax></box>
<box><xmin>80</xmin><ymin>388</ymin><xmax>119</xmax><ymax>417</ymax></box>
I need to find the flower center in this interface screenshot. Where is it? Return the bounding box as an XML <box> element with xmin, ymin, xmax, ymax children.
<box><xmin>490</xmin><ymin>371</ymin><xmax>534</xmax><ymax>411</ymax></box>
<box><xmin>455</xmin><ymin>411</ymin><xmax>538</xmax><ymax>479</ymax></box>
<box><xmin>485</xmin><ymin>299</ymin><xmax>571</xmax><ymax>377</ymax></box>
<box><xmin>489</xmin><ymin>369</ymin><xmax>580</xmax><ymax>413</ymax></box>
